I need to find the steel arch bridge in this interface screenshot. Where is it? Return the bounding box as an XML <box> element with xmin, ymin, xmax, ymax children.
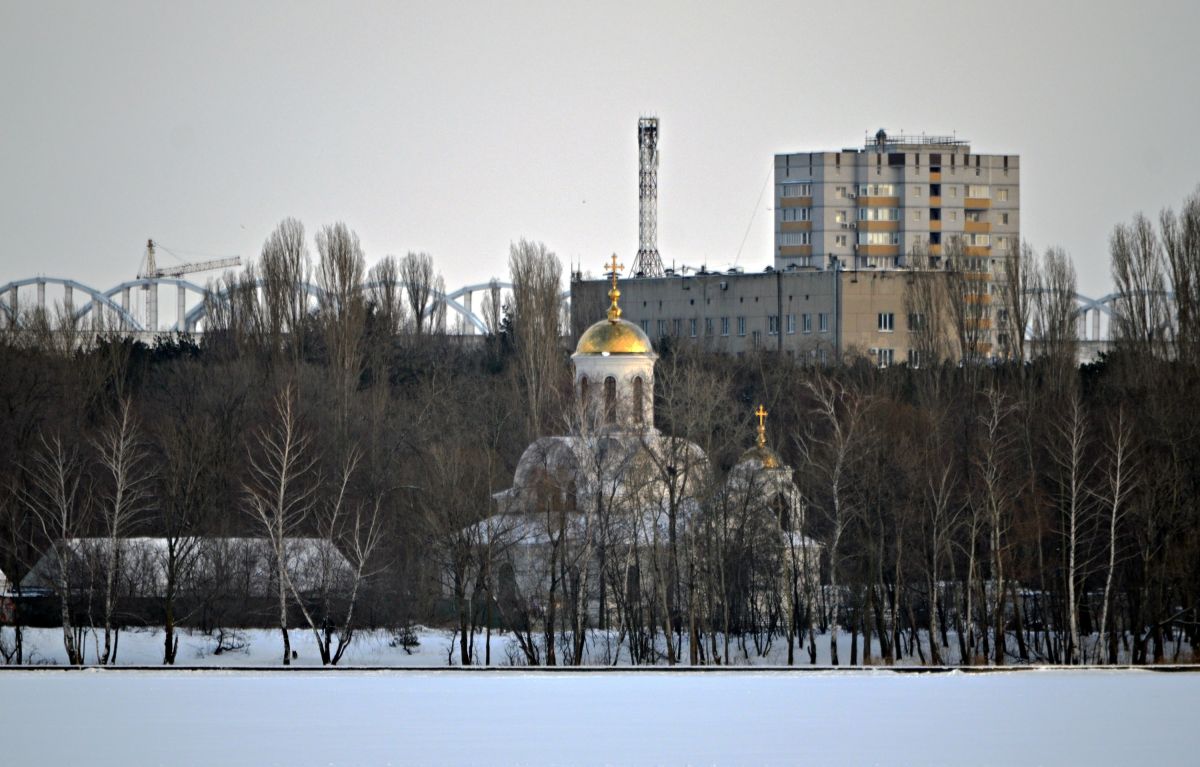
<box><xmin>0</xmin><ymin>275</ymin><xmax>570</xmax><ymax>335</ymax></box>
<box><xmin>1021</xmin><ymin>289</ymin><xmax>1176</xmax><ymax>342</ymax></box>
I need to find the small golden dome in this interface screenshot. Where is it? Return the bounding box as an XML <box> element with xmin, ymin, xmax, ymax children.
<box><xmin>738</xmin><ymin>444</ymin><xmax>782</xmax><ymax>470</ymax></box>
<box><xmin>739</xmin><ymin>404</ymin><xmax>781</xmax><ymax>468</ymax></box>
<box><xmin>575</xmin><ymin>318</ymin><xmax>654</xmax><ymax>355</ymax></box>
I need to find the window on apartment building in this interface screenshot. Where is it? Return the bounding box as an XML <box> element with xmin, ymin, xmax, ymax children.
<box><xmin>781</xmin><ymin>183</ymin><xmax>812</xmax><ymax>197</ymax></box>
<box><xmin>888</xmin><ymin>153</ymin><xmax>905</xmax><ymax>166</ymax></box>
<box><xmin>996</xmin><ymin>236</ymin><xmax>1009</xmax><ymax>251</ymax></box>
<box><xmin>819</xmin><ymin>313</ymin><xmax>829</xmax><ymax>332</ymax></box>
<box><xmin>876</xmin><ymin>348</ymin><xmax>895</xmax><ymax>367</ymax></box>
<box><xmin>913</xmin><ymin>210</ymin><xmax>922</xmax><ymax>221</ymax></box>
<box><xmin>640</xmin><ymin>320</ymin><xmax>650</xmax><ymax>334</ymax></box>
<box><xmin>930</xmin><ymin>232</ymin><xmax>942</xmax><ymax>245</ymax></box>
<box><xmin>671</xmin><ymin>319</ymin><xmax>681</xmax><ymax>336</ymax></box>
<box><xmin>782</xmin><ymin>207</ymin><xmax>812</xmax><ymax>222</ymax></box>
<box><xmin>779</xmin><ymin>232</ymin><xmax>811</xmax><ymax>245</ymax></box>
<box><xmin>908</xmin><ymin>349</ymin><xmax>922</xmax><ymax>369</ymax></box>
<box><xmin>786</xmin><ymin>314</ymin><xmax>796</xmax><ymax>334</ymax></box>
<box><xmin>949</xmin><ymin>211</ymin><xmax>958</xmax><ymax>222</ymax></box>
<box><xmin>803</xmin><ymin>313</ymin><xmax>812</xmax><ymax>333</ymax></box>
<box><xmin>835</xmin><ymin>186</ymin><xmax>847</xmax><ymax>199</ymax></box>
<box><xmin>967</xmin><ymin>234</ymin><xmax>991</xmax><ymax>247</ymax></box>
<box><xmin>997</xmin><ymin>189</ymin><xmax>1009</xmax><ymax>202</ymax></box>
<box><xmin>967</xmin><ymin>184</ymin><xmax>990</xmax><ymax>199</ymax></box>
<box><xmin>705</xmin><ymin>317</ymin><xmax>714</xmax><ymax>336</ymax></box>
<box><xmin>857</xmin><ymin>183</ymin><xmax>895</xmax><ymax>196</ymax></box>
<box><xmin>858</xmin><ymin>207</ymin><xmax>900</xmax><ymax>221</ymax></box>
<box><xmin>914</xmin><ymin>185</ymin><xmax>923</xmax><ymax>196</ymax></box>
<box><xmin>818</xmin><ymin>347</ymin><xmax>829</xmax><ymax>366</ymax></box>
<box><xmin>1001</xmin><ymin>212</ymin><xmax>1010</xmax><ymax>225</ymax></box>
<box><xmin>768</xmin><ymin>315</ymin><xmax>779</xmax><ymax>335</ymax></box>
<box><xmin>878</xmin><ymin>312</ymin><xmax>895</xmax><ymax>332</ymax></box>
<box><xmin>721</xmin><ymin>317</ymin><xmax>730</xmax><ymax>336</ymax></box>
<box><xmin>835</xmin><ymin>234</ymin><xmax>847</xmax><ymax>247</ymax></box>
<box><xmin>908</xmin><ymin>312</ymin><xmax>926</xmax><ymax>331</ymax></box>
<box><xmin>657</xmin><ymin>320</ymin><xmax>668</xmax><ymax>337</ymax></box>
<box><xmin>737</xmin><ymin>317</ymin><xmax>746</xmax><ymax>336</ymax></box>
<box><xmin>752</xmin><ymin>330</ymin><xmax>761</xmax><ymax>349</ymax></box>
<box><xmin>689</xmin><ymin>318</ymin><xmax>698</xmax><ymax>337</ymax></box>
<box><xmin>859</xmin><ymin>232</ymin><xmax>901</xmax><ymax>246</ymax></box>
<box><xmin>835</xmin><ymin>211</ymin><xmax>847</xmax><ymax>224</ymax></box>
<box><xmin>950</xmin><ymin>186</ymin><xmax>958</xmax><ymax>197</ymax></box>
<box><xmin>930</xmin><ymin>183</ymin><xmax>942</xmax><ymax>197</ymax></box>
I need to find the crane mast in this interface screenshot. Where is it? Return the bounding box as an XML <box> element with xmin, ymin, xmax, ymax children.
<box><xmin>138</xmin><ymin>238</ymin><xmax>241</xmax><ymax>331</ymax></box>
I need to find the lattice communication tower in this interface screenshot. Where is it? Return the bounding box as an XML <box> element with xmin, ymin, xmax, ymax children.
<box><xmin>632</xmin><ymin>117</ymin><xmax>665</xmax><ymax>277</ymax></box>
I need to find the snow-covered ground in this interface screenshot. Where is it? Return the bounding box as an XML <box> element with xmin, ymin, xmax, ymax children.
<box><xmin>0</xmin><ymin>667</ymin><xmax>1195</xmax><ymax>766</ymax></box>
<box><xmin>4</xmin><ymin>624</ymin><xmax>1193</xmax><ymax>667</ymax></box>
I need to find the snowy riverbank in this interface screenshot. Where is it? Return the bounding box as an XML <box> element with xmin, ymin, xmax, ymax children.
<box><xmin>1</xmin><ymin>667</ymin><xmax>1197</xmax><ymax>766</ymax></box>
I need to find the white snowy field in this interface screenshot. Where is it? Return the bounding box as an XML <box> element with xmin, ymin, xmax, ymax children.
<box><xmin>0</xmin><ymin>668</ymin><xmax>1196</xmax><ymax>766</ymax></box>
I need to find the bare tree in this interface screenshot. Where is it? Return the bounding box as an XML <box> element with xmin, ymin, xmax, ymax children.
<box><xmin>508</xmin><ymin>240</ymin><xmax>565</xmax><ymax>438</ymax></box>
<box><xmin>19</xmin><ymin>435</ymin><xmax>87</xmax><ymax>664</ymax></box>
<box><xmin>1031</xmin><ymin>247</ymin><xmax>1079</xmax><ymax>387</ymax></box>
<box><xmin>400</xmin><ymin>252</ymin><xmax>437</xmax><ymax>336</ymax></box>
<box><xmin>797</xmin><ymin>373</ymin><xmax>869</xmax><ymax>665</ymax></box>
<box><xmin>367</xmin><ymin>255</ymin><xmax>408</xmax><ymax>339</ymax></box>
<box><xmin>316</xmin><ymin>222</ymin><xmax>368</xmax><ymax>435</ymax></box>
<box><xmin>1001</xmin><ymin>239</ymin><xmax>1037</xmax><ymax>364</ymax></box>
<box><xmin>943</xmin><ymin>236</ymin><xmax>991</xmax><ymax>365</ymax></box>
<box><xmin>260</xmin><ymin>217</ymin><xmax>311</xmax><ymax>358</ymax></box>
<box><xmin>1048</xmin><ymin>390</ymin><xmax>1091</xmax><ymax>664</ymax></box>
<box><xmin>244</xmin><ymin>384</ymin><xmax>319</xmax><ymax>665</ymax></box>
<box><xmin>975</xmin><ymin>388</ymin><xmax>1016</xmax><ymax>665</ymax></box>
<box><xmin>1094</xmin><ymin>408</ymin><xmax>1137</xmax><ymax>663</ymax></box>
<box><xmin>287</xmin><ymin>445</ymin><xmax>384</xmax><ymax>665</ymax></box>
<box><xmin>903</xmin><ymin>243</ymin><xmax>953</xmax><ymax>368</ymax></box>
<box><xmin>1160</xmin><ymin>188</ymin><xmax>1200</xmax><ymax>363</ymax></box>
<box><xmin>92</xmin><ymin>398</ymin><xmax>153</xmax><ymax>664</ymax></box>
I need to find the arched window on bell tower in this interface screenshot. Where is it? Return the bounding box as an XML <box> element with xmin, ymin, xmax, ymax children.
<box><xmin>580</xmin><ymin>376</ymin><xmax>589</xmax><ymax>411</ymax></box>
<box><xmin>633</xmin><ymin>377</ymin><xmax>644</xmax><ymax>425</ymax></box>
<box><xmin>604</xmin><ymin>376</ymin><xmax>616</xmax><ymax>425</ymax></box>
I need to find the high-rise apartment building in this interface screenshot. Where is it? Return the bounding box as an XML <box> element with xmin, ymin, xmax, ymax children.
<box><xmin>774</xmin><ymin>131</ymin><xmax>1019</xmax><ymax>271</ymax></box>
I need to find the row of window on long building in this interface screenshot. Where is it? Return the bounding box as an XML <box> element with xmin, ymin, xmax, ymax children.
<box><xmin>638</xmin><ymin>313</ymin><xmax>833</xmax><ymax>340</ymax></box>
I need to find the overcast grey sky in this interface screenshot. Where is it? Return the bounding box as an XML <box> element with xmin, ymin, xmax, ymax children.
<box><xmin>3</xmin><ymin>0</ymin><xmax>1198</xmax><ymax>299</ymax></box>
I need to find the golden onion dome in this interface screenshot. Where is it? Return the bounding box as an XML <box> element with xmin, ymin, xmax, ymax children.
<box><xmin>575</xmin><ymin>318</ymin><xmax>654</xmax><ymax>355</ymax></box>
<box><xmin>737</xmin><ymin>443</ymin><xmax>782</xmax><ymax>470</ymax></box>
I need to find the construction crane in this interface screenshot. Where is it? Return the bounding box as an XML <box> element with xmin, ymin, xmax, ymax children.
<box><xmin>138</xmin><ymin>238</ymin><xmax>241</xmax><ymax>331</ymax></box>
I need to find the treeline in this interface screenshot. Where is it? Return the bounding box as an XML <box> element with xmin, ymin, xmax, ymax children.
<box><xmin>1</xmin><ymin>187</ymin><xmax>1199</xmax><ymax>667</ymax></box>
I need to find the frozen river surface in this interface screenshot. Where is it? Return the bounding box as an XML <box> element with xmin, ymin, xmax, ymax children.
<box><xmin>0</xmin><ymin>668</ymin><xmax>1195</xmax><ymax>766</ymax></box>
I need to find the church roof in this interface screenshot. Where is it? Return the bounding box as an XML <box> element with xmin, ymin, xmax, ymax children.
<box><xmin>575</xmin><ymin>317</ymin><xmax>654</xmax><ymax>355</ymax></box>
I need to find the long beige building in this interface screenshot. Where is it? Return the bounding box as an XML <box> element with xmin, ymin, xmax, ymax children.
<box><xmin>571</xmin><ymin>131</ymin><xmax>1019</xmax><ymax>365</ymax></box>
<box><xmin>572</xmin><ymin>268</ymin><xmax>936</xmax><ymax>367</ymax></box>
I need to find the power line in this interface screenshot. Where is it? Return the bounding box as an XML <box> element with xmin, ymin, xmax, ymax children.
<box><xmin>733</xmin><ymin>165</ymin><xmax>773</xmax><ymax>268</ymax></box>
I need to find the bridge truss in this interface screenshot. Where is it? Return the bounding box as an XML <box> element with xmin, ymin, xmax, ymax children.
<box><xmin>0</xmin><ymin>275</ymin><xmax>570</xmax><ymax>336</ymax></box>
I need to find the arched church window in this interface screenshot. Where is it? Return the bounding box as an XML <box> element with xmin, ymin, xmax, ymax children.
<box><xmin>604</xmin><ymin>376</ymin><xmax>616</xmax><ymax>425</ymax></box>
<box><xmin>580</xmin><ymin>376</ymin><xmax>589</xmax><ymax>410</ymax></box>
<box><xmin>774</xmin><ymin>494</ymin><xmax>792</xmax><ymax>532</ymax></box>
<box><xmin>633</xmin><ymin>377</ymin><xmax>644</xmax><ymax>424</ymax></box>
<box><xmin>566</xmin><ymin>480</ymin><xmax>577</xmax><ymax>510</ymax></box>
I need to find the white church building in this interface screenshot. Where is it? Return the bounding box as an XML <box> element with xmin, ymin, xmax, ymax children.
<box><xmin>464</xmin><ymin>260</ymin><xmax>820</xmax><ymax>625</ymax></box>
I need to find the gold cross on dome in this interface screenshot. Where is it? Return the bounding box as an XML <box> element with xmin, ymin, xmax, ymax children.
<box><xmin>605</xmin><ymin>253</ymin><xmax>624</xmax><ymax>321</ymax></box>
<box><xmin>755</xmin><ymin>404</ymin><xmax>768</xmax><ymax>447</ymax></box>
